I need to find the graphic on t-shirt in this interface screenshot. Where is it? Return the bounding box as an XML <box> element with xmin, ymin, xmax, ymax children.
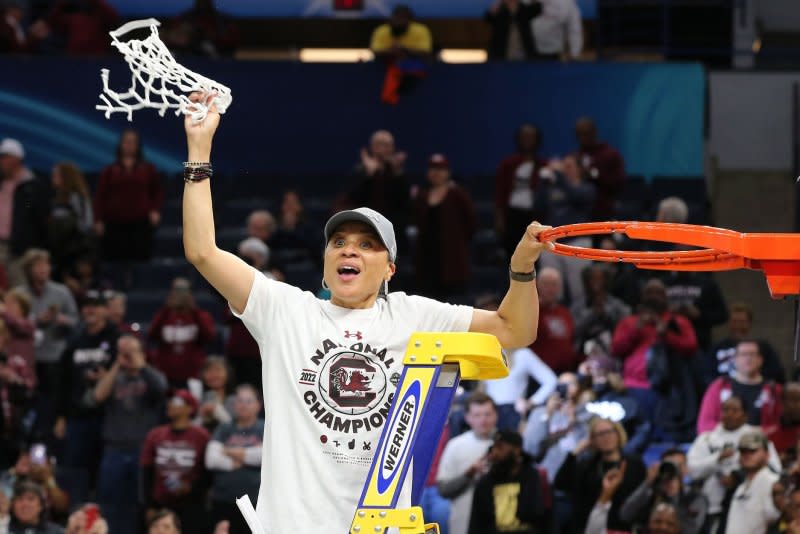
<box><xmin>300</xmin><ymin>337</ymin><xmax>397</xmax><ymax>439</ymax></box>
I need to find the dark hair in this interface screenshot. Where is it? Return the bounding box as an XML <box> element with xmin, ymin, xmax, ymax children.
<box><xmin>115</xmin><ymin>129</ymin><xmax>143</xmax><ymax>163</ymax></box>
<box><xmin>514</xmin><ymin>123</ymin><xmax>541</xmax><ymax>152</ymax></box>
<box><xmin>581</xmin><ymin>263</ymin><xmax>612</xmax><ymax>294</ymax></box>
<box><xmin>465</xmin><ymin>392</ymin><xmax>496</xmax><ymax>413</ymax></box>
<box><xmin>729</xmin><ymin>302</ymin><xmax>753</xmax><ymax>321</ymax></box>
<box><xmin>660</xmin><ymin>447</ymin><xmax>686</xmax><ymax>461</ymax></box>
<box><xmin>148</xmin><ymin>509</ymin><xmax>181</xmax><ymax>532</ymax></box>
<box><xmin>392</xmin><ymin>4</ymin><xmax>413</xmax><ymax>18</ymax></box>
<box><xmin>736</xmin><ymin>338</ymin><xmax>764</xmax><ymax>358</ymax></box>
<box><xmin>202</xmin><ymin>355</ymin><xmax>236</xmax><ymax>395</ymax></box>
<box><xmin>722</xmin><ymin>395</ymin><xmax>745</xmax><ymax>410</ymax></box>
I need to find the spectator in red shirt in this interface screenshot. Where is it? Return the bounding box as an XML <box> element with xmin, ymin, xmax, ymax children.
<box><xmin>495</xmin><ymin>124</ymin><xmax>547</xmax><ymax>259</ymax></box>
<box><xmin>148</xmin><ymin>278</ymin><xmax>216</xmax><ymax>389</ymax></box>
<box><xmin>531</xmin><ymin>267</ymin><xmax>577</xmax><ymax>374</ymax></box>
<box><xmin>94</xmin><ymin>129</ymin><xmax>164</xmax><ymax>263</ymax></box>
<box><xmin>140</xmin><ymin>390</ymin><xmax>209</xmax><ymax>534</ymax></box>
<box><xmin>413</xmin><ymin>154</ymin><xmax>476</xmax><ymax>300</ymax></box>
<box><xmin>574</xmin><ymin>117</ymin><xmax>625</xmax><ymax>221</ymax></box>
<box><xmin>764</xmin><ymin>383</ymin><xmax>800</xmax><ymax>461</ymax></box>
<box><xmin>612</xmin><ymin>278</ymin><xmax>697</xmax><ymax>439</ymax></box>
<box><xmin>43</xmin><ymin>0</ymin><xmax>118</xmax><ymax>56</ymax></box>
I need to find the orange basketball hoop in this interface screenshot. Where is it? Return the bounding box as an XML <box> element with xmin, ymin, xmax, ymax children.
<box><xmin>539</xmin><ymin>222</ymin><xmax>800</xmax><ymax>299</ymax></box>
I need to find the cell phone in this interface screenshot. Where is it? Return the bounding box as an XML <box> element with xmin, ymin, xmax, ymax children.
<box><xmin>30</xmin><ymin>443</ymin><xmax>47</xmax><ymax>466</ymax></box>
<box><xmin>556</xmin><ymin>383</ymin><xmax>569</xmax><ymax>400</ymax></box>
<box><xmin>84</xmin><ymin>504</ymin><xmax>99</xmax><ymax>529</ymax></box>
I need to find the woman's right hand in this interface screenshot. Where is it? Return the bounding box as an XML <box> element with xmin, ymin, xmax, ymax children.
<box><xmin>185</xmin><ymin>91</ymin><xmax>221</xmax><ymax>161</ymax></box>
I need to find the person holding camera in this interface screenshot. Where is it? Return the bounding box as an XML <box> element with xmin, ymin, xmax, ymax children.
<box><xmin>148</xmin><ymin>277</ymin><xmax>216</xmax><ymax>389</ymax></box>
<box><xmin>611</xmin><ymin>278</ymin><xmax>698</xmax><ymax>439</ymax></box>
<box><xmin>687</xmin><ymin>396</ymin><xmax>780</xmax><ymax>533</ymax></box>
<box><xmin>8</xmin><ymin>480</ymin><xmax>63</xmax><ymax>534</ymax></box>
<box><xmin>725</xmin><ymin>431</ymin><xmax>782</xmax><ymax>534</ymax></box>
<box><xmin>619</xmin><ymin>448</ymin><xmax>708</xmax><ymax>534</ymax></box>
<box><xmin>88</xmin><ymin>333</ymin><xmax>168</xmax><ymax>534</ymax></box>
<box><xmin>523</xmin><ymin>372</ymin><xmax>588</xmax><ymax>482</ymax></box>
<box><xmin>0</xmin><ymin>447</ymin><xmax>69</xmax><ymax>520</ymax></box>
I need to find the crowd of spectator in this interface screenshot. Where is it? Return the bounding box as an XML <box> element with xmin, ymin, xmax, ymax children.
<box><xmin>0</xmin><ymin>102</ymin><xmax>794</xmax><ymax>534</ymax></box>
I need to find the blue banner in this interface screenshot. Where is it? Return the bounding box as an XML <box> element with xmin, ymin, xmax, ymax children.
<box><xmin>106</xmin><ymin>0</ymin><xmax>597</xmax><ymax>19</ymax></box>
<box><xmin>0</xmin><ymin>58</ymin><xmax>702</xmax><ymax>181</ymax></box>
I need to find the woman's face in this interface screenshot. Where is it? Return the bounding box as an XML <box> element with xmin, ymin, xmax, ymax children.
<box><xmin>323</xmin><ymin>222</ymin><xmax>395</xmax><ymax>309</ymax></box>
<box><xmin>120</xmin><ymin>131</ymin><xmax>139</xmax><ymax>158</ymax></box>
<box><xmin>203</xmin><ymin>363</ymin><xmax>228</xmax><ymax>390</ymax></box>
<box><xmin>149</xmin><ymin>515</ymin><xmax>180</xmax><ymax>534</ymax></box>
<box><xmin>426</xmin><ymin>166</ymin><xmax>450</xmax><ymax>187</ymax></box>
<box><xmin>3</xmin><ymin>294</ymin><xmax>23</xmax><ymax>318</ymax></box>
<box><xmin>281</xmin><ymin>192</ymin><xmax>301</xmax><ymax>215</ymax></box>
<box><xmin>591</xmin><ymin>420</ymin><xmax>620</xmax><ymax>453</ymax></box>
<box><xmin>12</xmin><ymin>493</ymin><xmax>41</xmax><ymax>525</ymax></box>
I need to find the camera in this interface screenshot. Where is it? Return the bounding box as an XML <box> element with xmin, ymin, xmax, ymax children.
<box><xmin>30</xmin><ymin>443</ymin><xmax>47</xmax><ymax>466</ymax></box>
<box><xmin>556</xmin><ymin>383</ymin><xmax>569</xmax><ymax>400</ymax></box>
<box><xmin>655</xmin><ymin>461</ymin><xmax>680</xmax><ymax>484</ymax></box>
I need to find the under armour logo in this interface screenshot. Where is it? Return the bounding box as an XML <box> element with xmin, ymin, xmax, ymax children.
<box><xmin>344</xmin><ymin>330</ymin><xmax>362</xmax><ymax>340</ymax></box>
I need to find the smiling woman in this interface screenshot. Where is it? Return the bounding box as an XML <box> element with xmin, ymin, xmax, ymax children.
<box><xmin>180</xmin><ymin>91</ymin><xmax>550</xmax><ymax>534</ymax></box>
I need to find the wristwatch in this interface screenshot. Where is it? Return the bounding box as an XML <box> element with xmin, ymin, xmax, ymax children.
<box><xmin>509</xmin><ymin>266</ymin><xmax>536</xmax><ymax>282</ymax></box>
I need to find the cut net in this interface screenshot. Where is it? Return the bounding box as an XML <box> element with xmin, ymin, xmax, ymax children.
<box><xmin>96</xmin><ymin>18</ymin><xmax>232</xmax><ymax>123</ymax></box>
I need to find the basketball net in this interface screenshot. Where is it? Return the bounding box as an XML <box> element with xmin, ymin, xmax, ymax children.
<box><xmin>96</xmin><ymin>18</ymin><xmax>233</xmax><ymax>123</ymax></box>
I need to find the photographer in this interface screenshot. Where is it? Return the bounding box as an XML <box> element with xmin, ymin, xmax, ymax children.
<box><xmin>0</xmin><ymin>448</ymin><xmax>69</xmax><ymax>518</ymax></box>
<box><xmin>620</xmin><ymin>449</ymin><xmax>707</xmax><ymax>534</ymax></box>
<box><xmin>148</xmin><ymin>278</ymin><xmax>215</xmax><ymax>388</ymax></box>
<box><xmin>611</xmin><ymin>279</ymin><xmax>697</xmax><ymax>440</ymax></box>
<box><xmin>523</xmin><ymin>372</ymin><xmax>589</xmax><ymax>482</ymax></box>
<box><xmin>687</xmin><ymin>396</ymin><xmax>780</xmax><ymax>533</ymax></box>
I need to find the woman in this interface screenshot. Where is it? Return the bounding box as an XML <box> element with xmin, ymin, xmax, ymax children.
<box><xmin>48</xmin><ymin>162</ymin><xmax>94</xmax><ymax>276</ymax></box>
<box><xmin>181</xmin><ymin>91</ymin><xmax>550</xmax><ymax>534</ymax></box>
<box><xmin>553</xmin><ymin>416</ymin><xmax>646</xmax><ymax>533</ymax></box>
<box><xmin>195</xmin><ymin>356</ymin><xmax>236</xmax><ymax>433</ymax></box>
<box><xmin>147</xmin><ymin>509</ymin><xmax>181</xmax><ymax>534</ymax></box>
<box><xmin>0</xmin><ymin>288</ymin><xmax>35</xmax><ymax>380</ymax></box>
<box><xmin>413</xmin><ymin>153</ymin><xmax>476</xmax><ymax>300</ymax></box>
<box><xmin>495</xmin><ymin>124</ymin><xmax>548</xmax><ymax>260</ymax></box>
<box><xmin>94</xmin><ymin>129</ymin><xmax>164</xmax><ymax>263</ymax></box>
<box><xmin>8</xmin><ymin>481</ymin><xmax>63</xmax><ymax>534</ymax></box>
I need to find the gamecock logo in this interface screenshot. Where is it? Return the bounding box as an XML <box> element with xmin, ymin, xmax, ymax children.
<box><xmin>318</xmin><ymin>351</ymin><xmax>387</xmax><ymax>415</ymax></box>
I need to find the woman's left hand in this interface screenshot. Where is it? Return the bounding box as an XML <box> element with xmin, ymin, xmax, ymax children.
<box><xmin>510</xmin><ymin>221</ymin><xmax>553</xmax><ymax>273</ymax></box>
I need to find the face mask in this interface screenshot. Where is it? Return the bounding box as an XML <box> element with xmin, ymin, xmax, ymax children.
<box><xmin>390</xmin><ymin>24</ymin><xmax>408</xmax><ymax>37</ymax></box>
<box><xmin>592</xmin><ymin>382</ymin><xmax>610</xmax><ymax>396</ymax></box>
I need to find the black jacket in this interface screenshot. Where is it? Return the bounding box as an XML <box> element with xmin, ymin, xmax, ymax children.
<box><xmin>554</xmin><ymin>452</ymin><xmax>647</xmax><ymax>532</ymax></box>
<box><xmin>468</xmin><ymin>461</ymin><xmax>546</xmax><ymax>534</ymax></box>
<box><xmin>8</xmin><ymin>518</ymin><xmax>64</xmax><ymax>534</ymax></box>
<box><xmin>485</xmin><ymin>3</ymin><xmax>541</xmax><ymax>60</ymax></box>
<box><xmin>10</xmin><ymin>174</ymin><xmax>49</xmax><ymax>256</ymax></box>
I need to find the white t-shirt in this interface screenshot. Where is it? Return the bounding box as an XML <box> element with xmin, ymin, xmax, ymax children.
<box><xmin>725</xmin><ymin>466</ymin><xmax>780</xmax><ymax>534</ymax></box>
<box><xmin>436</xmin><ymin>431</ymin><xmax>494</xmax><ymax>534</ymax></box>
<box><xmin>234</xmin><ymin>270</ymin><xmax>473</xmax><ymax>534</ymax></box>
<box><xmin>687</xmin><ymin>423</ymin><xmax>781</xmax><ymax>514</ymax></box>
<box><xmin>484</xmin><ymin>347</ymin><xmax>557</xmax><ymax>406</ymax></box>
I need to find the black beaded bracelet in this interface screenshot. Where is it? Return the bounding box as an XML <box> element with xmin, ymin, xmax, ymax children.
<box><xmin>184</xmin><ymin>165</ymin><xmax>212</xmax><ymax>183</ymax></box>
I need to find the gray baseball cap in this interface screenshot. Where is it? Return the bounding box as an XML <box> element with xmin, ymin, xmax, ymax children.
<box><xmin>324</xmin><ymin>207</ymin><xmax>397</xmax><ymax>262</ymax></box>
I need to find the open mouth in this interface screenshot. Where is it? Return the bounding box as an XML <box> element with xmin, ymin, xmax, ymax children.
<box><xmin>337</xmin><ymin>264</ymin><xmax>361</xmax><ymax>282</ymax></box>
